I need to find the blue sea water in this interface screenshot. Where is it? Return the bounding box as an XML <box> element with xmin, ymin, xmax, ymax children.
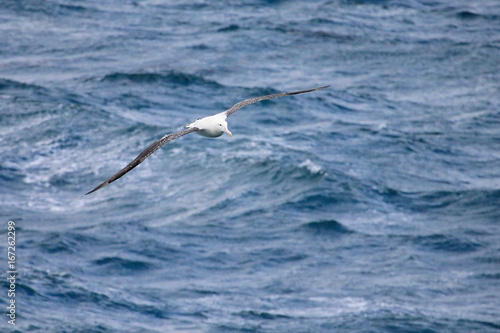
<box><xmin>1</xmin><ymin>0</ymin><xmax>500</xmax><ymax>332</ymax></box>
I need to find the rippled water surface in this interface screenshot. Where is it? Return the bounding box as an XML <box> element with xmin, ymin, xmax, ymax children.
<box><xmin>1</xmin><ymin>0</ymin><xmax>499</xmax><ymax>332</ymax></box>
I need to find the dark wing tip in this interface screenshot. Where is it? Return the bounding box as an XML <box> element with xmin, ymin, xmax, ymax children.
<box><xmin>295</xmin><ymin>85</ymin><xmax>330</xmax><ymax>94</ymax></box>
<box><xmin>85</xmin><ymin>180</ymin><xmax>110</xmax><ymax>195</ymax></box>
<box><xmin>224</xmin><ymin>85</ymin><xmax>330</xmax><ymax>117</ymax></box>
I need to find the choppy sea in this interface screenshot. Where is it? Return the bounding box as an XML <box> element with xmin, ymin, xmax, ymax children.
<box><xmin>1</xmin><ymin>0</ymin><xmax>499</xmax><ymax>332</ymax></box>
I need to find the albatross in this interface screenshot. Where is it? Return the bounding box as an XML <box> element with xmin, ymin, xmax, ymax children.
<box><xmin>86</xmin><ymin>85</ymin><xmax>329</xmax><ymax>195</ymax></box>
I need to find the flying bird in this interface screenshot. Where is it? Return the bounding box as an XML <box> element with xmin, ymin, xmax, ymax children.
<box><xmin>86</xmin><ymin>85</ymin><xmax>329</xmax><ymax>195</ymax></box>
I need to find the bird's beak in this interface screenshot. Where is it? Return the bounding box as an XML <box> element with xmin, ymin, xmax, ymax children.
<box><xmin>224</xmin><ymin>126</ymin><xmax>232</xmax><ymax>137</ymax></box>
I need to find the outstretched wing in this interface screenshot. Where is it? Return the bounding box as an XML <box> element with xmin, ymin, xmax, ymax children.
<box><xmin>86</xmin><ymin>127</ymin><xmax>199</xmax><ymax>195</ymax></box>
<box><xmin>224</xmin><ymin>85</ymin><xmax>330</xmax><ymax>117</ymax></box>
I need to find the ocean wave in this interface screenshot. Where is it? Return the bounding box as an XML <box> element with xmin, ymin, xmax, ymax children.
<box><xmin>0</xmin><ymin>279</ymin><xmax>38</xmax><ymax>297</ymax></box>
<box><xmin>128</xmin><ymin>238</ymin><xmax>183</xmax><ymax>261</ymax></box>
<box><xmin>38</xmin><ymin>232</ymin><xmax>100</xmax><ymax>254</ymax></box>
<box><xmin>218</xmin><ymin>24</ymin><xmax>240</xmax><ymax>32</ymax></box>
<box><xmin>0</xmin><ymin>164</ymin><xmax>24</xmax><ymax>184</ymax></box>
<box><xmin>92</xmin><ymin>256</ymin><xmax>156</xmax><ymax>274</ymax></box>
<box><xmin>248</xmin><ymin>247</ymin><xmax>308</xmax><ymax>266</ymax></box>
<box><xmin>301</xmin><ymin>219</ymin><xmax>354</xmax><ymax>235</ymax></box>
<box><xmin>281</xmin><ymin>188</ymin><xmax>355</xmax><ymax>213</ymax></box>
<box><xmin>47</xmin><ymin>287</ymin><xmax>116</xmax><ymax>309</ymax></box>
<box><xmin>412</xmin><ymin>233</ymin><xmax>482</xmax><ymax>253</ymax></box>
<box><xmin>0</xmin><ymin>77</ymin><xmax>45</xmax><ymax>91</ymax></box>
<box><xmin>379</xmin><ymin>187</ymin><xmax>500</xmax><ymax>219</ymax></box>
<box><xmin>97</xmin><ymin>70</ymin><xmax>222</xmax><ymax>87</ymax></box>
<box><xmin>298</xmin><ymin>159</ymin><xmax>325</xmax><ymax>176</ymax></box>
<box><xmin>0</xmin><ymin>1</ymin><xmax>89</xmax><ymax>15</ymax></box>
<box><xmin>451</xmin><ymin>9</ymin><xmax>499</xmax><ymax>21</ymax></box>
<box><xmin>237</xmin><ymin>310</ymin><xmax>291</xmax><ymax>320</ymax></box>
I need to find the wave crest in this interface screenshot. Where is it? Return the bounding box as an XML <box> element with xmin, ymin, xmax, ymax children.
<box><xmin>302</xmin><ymin>219</ymin><xmax>353</xmax><ymax>235</ymax></box>
<box><xmin>99</xmin><ymin>70</ymin><xmax>222</xmax><ymax>87</ymax></box>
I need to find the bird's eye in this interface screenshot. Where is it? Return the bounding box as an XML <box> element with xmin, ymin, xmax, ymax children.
<box><xmin>219</xmin><ymin>124</ymin><xmax>222</xmax><ymax>126</ymax></box>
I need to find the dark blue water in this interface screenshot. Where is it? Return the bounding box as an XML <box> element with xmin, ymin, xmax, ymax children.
<box><xmin>1</xmin><ymin>0</ymin><xmax>499</xmax><ymax>332</ymax></box>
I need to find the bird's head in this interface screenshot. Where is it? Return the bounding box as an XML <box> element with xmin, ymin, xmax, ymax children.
<box><xmin>219</xmin><ymin>120</ymin><xmax>232</xmax><ymax>137</ymax></box>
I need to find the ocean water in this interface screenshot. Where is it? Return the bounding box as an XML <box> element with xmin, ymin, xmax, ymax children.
<box><xmin>1</xmin><ymin>0</ymin><xmax>499</xmax><ymax>332</ymax></box>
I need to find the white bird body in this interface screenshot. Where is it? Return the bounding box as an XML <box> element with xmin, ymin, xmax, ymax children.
<box><xmin>86</xmin><ymin>85</ymin><xmax>329</xmax><ymax>195</ymax></box>
<box><xmin>186</xmin><ymin>112</ymin><xmax>232</xmax><ymax>138</ymax></box>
